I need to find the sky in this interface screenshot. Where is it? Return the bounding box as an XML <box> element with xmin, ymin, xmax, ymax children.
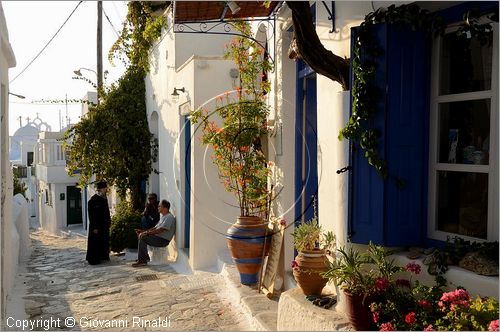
<box><xmin>4</xmin><ymin>1</ymin><xmax>128</xmax><ymax>135</ymax></box>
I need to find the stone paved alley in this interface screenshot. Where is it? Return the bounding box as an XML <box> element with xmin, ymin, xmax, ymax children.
<box><xmin>6</xmin><ymin>230</ymin><xmax>253</xmax><ymax>331</ymax></box>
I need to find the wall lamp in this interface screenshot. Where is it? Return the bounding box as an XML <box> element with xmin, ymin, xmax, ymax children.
<box><xmin>227</xmin><ymin>1</ymin><xmax>241</xmax><ymax>15</ymax></box>
<box><xmin>9</xmin><ymin>92</ymin><xmax>25</xmax><ymax>99</ymax></box>
<box><xmin>171</xmin><ymin>87</ymin><xmax>186</xmax><ymax>101</ymax></box>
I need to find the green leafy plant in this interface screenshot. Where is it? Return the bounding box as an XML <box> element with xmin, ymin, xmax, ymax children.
<box><xmin>323</xmin><ymin>242</ymin><xmax>402</xmax><ymax>296</ymax></box>
<box><xmin>13</xmin><ymin>170</ymin><xmax>27</xmax><ymax>197</ymax></box>
<box><xmin>109</xmin><ymin>201</ymin><xmax>141</xmax><ymax>253</ymax></box>
<box><xmin>292</xmin><ymin>218</ymin><xmax>335</xmax><ymax>252</ymax></box>
<box><xmin>435</xmin><ymin>292</ymin><xmax>499</xmax><ymax>331</ymax></box>
<box><xmin>109</xmin><ymin>1</ymin><xmax>168</xmax><ymax>72</ymax></box>
<box><xmin>64</xmin><ymin>66</ymin><xmax>157</xmax><ymax>210</ymax></box>
<box><xmin>190</xmin><ymin>22</ymin><xmax>273</xmax><ymax>217</ymax></box>
<box><xmin>425</xmin><ymin>237</ymin><xmax>499</xmax><ymax>276</ymax></box>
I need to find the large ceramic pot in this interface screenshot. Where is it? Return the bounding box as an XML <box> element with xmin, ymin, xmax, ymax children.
<box><xmin>344</xmin><ymin>290</ymin><xmax>377</xmax><ymax>331</ymax></box>
<box><xmin>226</xmin><ymin>216</ymin><xmax>272</xmax><ymax>285</ymax></box>
<box><xmin>293</xmin><ymin>249</ymin><xmax>329</xmax><ymax>296</ymax></box>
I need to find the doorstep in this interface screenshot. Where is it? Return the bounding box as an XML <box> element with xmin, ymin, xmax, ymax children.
<box><xmin>221</xmin><ymin>263</ymin><xmax>279</xmax><ymax>331</ymax></box>
<box><xmin>277</xmin><ymin>288</ymin><xmax>352</xmax><ymax>331</ymax></box>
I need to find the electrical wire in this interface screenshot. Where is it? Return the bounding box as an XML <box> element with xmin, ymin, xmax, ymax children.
<box><xmin>9</xmin><ymin>1</ymin><xmax>84</xmax><ymax>84</ymax></box>
<box><xmin>103</xmin><ymin>7</ymin><xmax>120</xmax><ymax>38</ymax></box>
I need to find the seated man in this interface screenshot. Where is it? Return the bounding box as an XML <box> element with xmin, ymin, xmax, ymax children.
<box><xmin>132</xmin><ymin>199</ymin><xmax>176</xmax><ymax>267</ymax></box>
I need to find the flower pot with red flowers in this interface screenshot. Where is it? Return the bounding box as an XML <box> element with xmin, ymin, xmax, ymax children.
<box><xmin>323</xmin><ymin>242</ymin><xmax>402</xmax><ymax>331</ymax></box>
<box><xmin>190</xmin><ymin>22</ymin><xmax>274</xmax><ymax>285</ymax></box>
<box><xmin>291</xmin><ymin>214</ymin><xmax>335</xmax><ymax>296</ymax></box>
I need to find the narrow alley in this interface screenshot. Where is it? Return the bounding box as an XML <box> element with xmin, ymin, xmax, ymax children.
<box><xmin>7</xmin><ymin>230</ymin><xmax>253</xmax><ymax>331</ymax></box>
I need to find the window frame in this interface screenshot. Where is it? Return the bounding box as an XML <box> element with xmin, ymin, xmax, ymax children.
<box><xmin>428</xmin><ymin>22</ymin><xmax>499</xmax><ymax>242</ymax></box>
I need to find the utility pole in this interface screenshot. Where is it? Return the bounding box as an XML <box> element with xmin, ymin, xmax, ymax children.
<box><xmin>65</xmin><ymin>94</ymin><xmax>68</xmax><ymax>127</ymax></box>
<box><xmin>97</xmin><ymin>1</ymin><xmax>103</xmax><ymax>105</ymax></box>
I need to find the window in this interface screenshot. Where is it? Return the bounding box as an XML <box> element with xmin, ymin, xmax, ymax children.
<box><xmin>429</xmin><ymin>21</ymin><xmax>498</xmax><ymax>241</ymax></box>
<box><xmin>56</xmin><ymin>144</ymin><xmax>65</xmax><ymax>161</ymax></box>
<box><xmin>27</xmin><ymin>152</ymin><xmax>34</xmax><ymax>166</ymax></box>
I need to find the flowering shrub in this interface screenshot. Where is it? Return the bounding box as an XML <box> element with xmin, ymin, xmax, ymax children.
<box><xmin>190</xmin><ymin>22</ymin><xmax>273</xmax><ymax>217</ymax></box>
<box><xmin>370</xmin><ymin>262</ymin><xmax>499</xmax><ymax>331</ymax></box>
<box><xmin>323</xmin><ymin>242</ymin><xmax>402</xmax><ymax>296</ymax></box>
<box><xmin>434</xmin><ymin>294</ymin><xmax>499</xmax><ymax>331</ymax></box>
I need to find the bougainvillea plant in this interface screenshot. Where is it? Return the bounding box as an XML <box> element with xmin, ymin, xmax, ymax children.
<box><xmin>190</xmin><ymin>22</ymin><xmax>273</xmax><ymax>217</ymax></box>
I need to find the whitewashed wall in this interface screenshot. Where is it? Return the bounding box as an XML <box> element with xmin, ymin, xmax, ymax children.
<box><xmin>1</xmin><ymin>1</ymin><xmax>16</xmax><ymax>320</ymax></box>
<box><xmin>146</xmin><ymin>18</ymin><xmax>238</xmax><ymax>270</ymax></box>
<box><xmin>261</xmin><ymin>1</ymin><xmax>410</xmax><ymax>290</ymax></box>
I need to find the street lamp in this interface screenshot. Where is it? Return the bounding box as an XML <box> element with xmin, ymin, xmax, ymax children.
<box><xmin>73</xmin><ymin>67</ymin><xmax>97</xmax><ymax>76</ymax></box>
<box><xmin>8</xmin><ymin>92</ymin><xmax>26</xmax><ymax>99</ymax></box>
<box><xmin>73</xmin><ymin>67</ymin><xmax>100</xmax><ymax>104</ymax></box>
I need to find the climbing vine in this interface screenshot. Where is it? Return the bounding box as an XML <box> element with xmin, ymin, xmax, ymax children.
<box><xmin>64</xmin><ymin>2</ymin><xmax>167</xmax><ymax>210</ymax></box>
<box><xmin>339</xmin><ymin>4</ymin><xmax>495</xmax><ymax>178</ymax></box>
<box><xmin>109</xmin><ymin>1</ymin><xmax>168</xmax><ymax>72</ymax></box>
<box><xmin>64</xmin><ymin>66</ymin><xmax>158</xmax><ymax>210</ymax></box>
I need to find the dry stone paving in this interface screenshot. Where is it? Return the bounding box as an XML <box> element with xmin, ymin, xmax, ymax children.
<box><xmin>10</xmin><ymin>230</ymin><xmax>253</xmax><ymax>331</ymax></box>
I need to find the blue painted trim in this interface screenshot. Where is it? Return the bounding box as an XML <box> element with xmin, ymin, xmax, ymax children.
<box><xmin>225</xmin><ymin>235</ymin><xmax>272</xmax><ymax>244</ymax></box>
<box><xmin>234</xmin><ymin>257</ymin><xmax>263</xmax><ymax>264</ymax></box>
<box><xmin>239</xmin><ymin>273</ymin><xmax>258</xmax><ymax>285</ymax></box>
<box><xmin>184</xmin><ymin>116</ymin><xmax>191</xmax><ymax>249</ymax></box>
<box><xmin>295</xmin><ymin>62</ymin><xmax>304</xmax><ymax>227</ymax></box>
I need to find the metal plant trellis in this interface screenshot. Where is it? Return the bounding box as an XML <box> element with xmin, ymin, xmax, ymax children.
<box><xmin>172</xmin><ymin>1</ymin><xmax>285</xmax><ymax>68</ymax></box>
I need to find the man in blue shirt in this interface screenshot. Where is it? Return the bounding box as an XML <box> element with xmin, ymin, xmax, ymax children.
<box><xmin>132</xmin><ymin>199</ymin><xmax>176</xmax><ymax>267</ymax></box>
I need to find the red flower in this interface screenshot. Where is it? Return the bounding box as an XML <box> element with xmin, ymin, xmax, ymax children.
<box><xmin>380</xmin><ymin>322</ymin><xmax>395</xmax><ymax>331</ymax></box>
<box><xmin>424</xmin><ymin>324</ymin><xmax>434</xmax><ymax>331</ymax></box>
<box><xmin>375</xmin><ymin>278</ymin><xmax>389</xmax><ymax>292</ymax></box>
<box><xmin>372</xmin><ymin>311</ymin><xmax>380</xmax><ymax>323</ymax></box>
<box><xmin>417</xmin><ymin>299</ymin><xmax>430</xmax><ymax>308</ymax></box>
<box><xmin>405</xmin><ymin>262</ymin><xmax>421</xmax><ymax>274</ymax></box>
<box><xmin>279</xmin><ymin>219</ymin><xmax>286</xmax><ymax>226</ymax></box>
<box><xmin>489</xmin><ymin>319</ymin><xmax>499</xmax><ymax>331</ymax></box>
<box><xmin>405</xmin><ymin>312</ymin><xmax>416</xmax><ymax>325</ymax></box>
<box><xmin>439</xmin><ymin>289</ymin><xmax>471</xmax><ymax>310</ymax></box>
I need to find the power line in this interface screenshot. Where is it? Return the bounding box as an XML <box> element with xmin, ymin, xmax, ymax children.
<box><xmin>9</xmin><ymin>1</ymin><xmax>84</xmax><ymax>84</ymax></box>
<box><xmin>10</xmin><ymin>101</ymin><xmax>82</xmax><ymax>106</ymax></box>
<box><xmin>103</xmin><ymin>7</ymin><xmax>120</xmax><ymax>38</ymax></box>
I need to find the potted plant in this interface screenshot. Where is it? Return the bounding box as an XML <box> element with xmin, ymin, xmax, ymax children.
<box><xmin>323</xmin><ymin>242</ymin><xmax>401</xmax><ymax>330</ymax></box>
<box><xmin>190</xmin><ymin>22</ymin><xmax>273</xmax><ymax>285</ymax></box>
<box><xmin>292</xmin><ymin>214</ymin><xmax>335</xmax><ymax>296</ymax></box>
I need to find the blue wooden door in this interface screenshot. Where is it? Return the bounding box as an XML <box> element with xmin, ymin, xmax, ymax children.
<box><xmin>295</xmin><ymin>61</ymin><xmax>319</xmax><ymax>225</ymax></box>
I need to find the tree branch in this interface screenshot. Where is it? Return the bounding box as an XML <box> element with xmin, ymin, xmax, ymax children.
<box><xmin>286</xmin><ymin>1</ymin><xmax>350</xmax><ymax>90</ymax></box>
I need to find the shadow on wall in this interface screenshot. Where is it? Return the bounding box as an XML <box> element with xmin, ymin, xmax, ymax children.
<box><xmin>4</xmin><ymin>194</ymin><xmax>31</xmax><ymax>307</ymax></box>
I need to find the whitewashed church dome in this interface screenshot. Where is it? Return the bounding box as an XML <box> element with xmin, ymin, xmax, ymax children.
<box><xmin>12</xmin><ymin>124</ymin><xmax>39</xmax><ymax>137</ymax></box>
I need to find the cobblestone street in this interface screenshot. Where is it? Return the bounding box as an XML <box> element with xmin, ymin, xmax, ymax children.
<box><xmin>7</xmin><ymin>231</ymin><xmax>253</xmax><ymax>331</ymax></box>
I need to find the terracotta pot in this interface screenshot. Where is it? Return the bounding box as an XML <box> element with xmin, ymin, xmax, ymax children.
<box><xmin>226</xmin><ymin>216</ymin><xmax>272</xmax><ymax>285</ymax></box>
<box><xmin>344</xmin><ymin>290</ymin><xmax>377</xmax><ymax>331</ymax></box>
<box><xmin>292</xmin><ymin>249</ymin><xmax>329</xmax><ymax>296</ymax></box>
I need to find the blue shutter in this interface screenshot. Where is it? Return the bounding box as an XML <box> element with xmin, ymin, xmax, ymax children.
<box><xmin>349</xmin><ymin>23</ymin><xmax>431</xmax><ymax>246</ymax></box>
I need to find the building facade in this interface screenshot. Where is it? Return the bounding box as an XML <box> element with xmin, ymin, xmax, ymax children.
<box><xmin>35</xmin><ymin>131</ymin><xmax>83</xmax><ymax>234</ymax></box>
<box><xmin>149</xmin><ymin>1</ymin><xmax>499</xmax><ymax>300</ymax></box>
<box><xmin>0</xmin><ymin>0</ymin><xmax>17</xmax><ymax>322</ymax></box>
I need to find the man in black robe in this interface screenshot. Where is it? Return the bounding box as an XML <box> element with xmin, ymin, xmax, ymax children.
<box><xmin>86</xmin><ymin>181</ymin><xmax>111</xmax><ymax>265</ymax></box>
